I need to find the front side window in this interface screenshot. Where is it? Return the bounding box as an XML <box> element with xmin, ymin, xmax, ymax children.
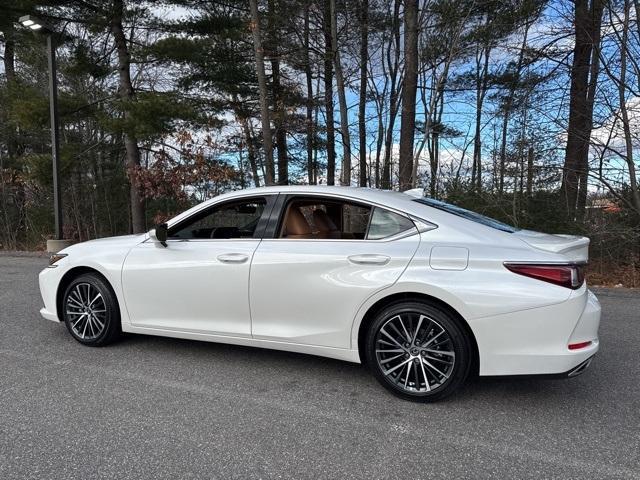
<box><xmin>169</xmin><ymin>198</ymin><xmax>266</xmax><ymax>240</ymax></box>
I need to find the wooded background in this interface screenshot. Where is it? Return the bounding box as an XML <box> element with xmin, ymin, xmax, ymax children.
<box><xmin>0</xmin><ymin>0</ymin><xmax>638</xmax><ymax>285</ymax></box>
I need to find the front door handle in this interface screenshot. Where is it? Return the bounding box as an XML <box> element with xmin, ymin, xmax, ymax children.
<box><xmin>217</xmin><ymin>253</ymin><xmax>249</xmax><ymax>264</ymax></box>
<box><xmin>347</xmin><ymin>254</ymin><xmax>391</xmax><ymax>266</ymax></box>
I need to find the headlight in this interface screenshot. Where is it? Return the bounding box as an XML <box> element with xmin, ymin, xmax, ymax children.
<box><xmin>49</xmin><ymin>253</ymin><xmax>68</xmax><ymax>267</ymax></box>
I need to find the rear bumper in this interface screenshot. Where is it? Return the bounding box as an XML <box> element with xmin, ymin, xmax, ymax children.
<box><xmin>484</xmin><ymin>355</ymin><xmax>596</xmax><ymax>380</ymax></box>
<box><xmin>566</xmin><ymin>355</ymin><xmax>595</xmax><ymax>377</ymax></box>
<box><xmin>472</xmin><ymin>287</ymin><xmax>601</xmax><ymax>376</ymax></box>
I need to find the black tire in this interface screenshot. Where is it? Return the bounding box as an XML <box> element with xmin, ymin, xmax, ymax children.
<box><xmin>365</xmin><ymin>301</ymin><xmax>471</xmax><ymax>402</ymax></box>
<box><xmin>62</xmin><ymin>273</ymin><xmax>121</xmax><ymax>347</ymax></box>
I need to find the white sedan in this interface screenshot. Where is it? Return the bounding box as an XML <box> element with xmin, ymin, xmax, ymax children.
<box><xmin>39</xmin><ymin>186</ymin><xmax>600</xmax><ymax>401</ymax></box>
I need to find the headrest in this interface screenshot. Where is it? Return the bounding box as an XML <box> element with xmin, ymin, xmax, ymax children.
<box><xmin>313</xmin><ymin>209</ymin><xmax>338</xmax><ymax>232</ymax></box>
<box><xmin>285</xmin><ymin>207</ymin><xmax>312</xmax><ymax>236</ymax></box>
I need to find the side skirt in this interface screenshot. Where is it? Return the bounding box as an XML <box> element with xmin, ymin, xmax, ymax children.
<box><xmin>122</xmin><ymin>324</ymin><xmax>361</xmax><ymax>364</ymax></box>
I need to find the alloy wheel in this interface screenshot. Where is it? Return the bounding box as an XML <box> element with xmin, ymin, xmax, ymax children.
<box><xmin>374</xmin><ymin>312</ymin><xmax>456</xmax><ymax>393</ymax></box>
<box><xmin>65</xmin><ymin>282</ymin><xmax>107</xmax><ymax>340</ymax></box>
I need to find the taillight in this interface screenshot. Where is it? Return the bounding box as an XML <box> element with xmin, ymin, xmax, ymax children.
<box><xmin>504</xmin><ymin>263</ymin><xmax>585</xmax><ymax>289</ymax></box>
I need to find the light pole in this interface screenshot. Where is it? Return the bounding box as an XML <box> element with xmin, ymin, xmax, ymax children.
<box><xmin>19</xmin><ymin>15</ymin><xmax>69</xmax><ymax>252</ymax></box>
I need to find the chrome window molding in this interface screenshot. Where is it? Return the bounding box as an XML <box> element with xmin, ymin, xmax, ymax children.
<box><xmin>159</xmin><ymin>190</ymin><xmax>440</xmax><ymax>244</ymax></box>
<box><xmin>165</xmin><ymin>193</ymin><xmax>278</xmax><ymax>230</ymax></box>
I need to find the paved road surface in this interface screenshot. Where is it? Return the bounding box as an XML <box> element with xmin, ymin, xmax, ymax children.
<box><xmin>1</xmin><ymin>255</ymin><xmax>639</xmax><ymax>479</ymax></box>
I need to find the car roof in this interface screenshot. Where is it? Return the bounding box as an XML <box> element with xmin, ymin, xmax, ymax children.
<box><xmin>220</xmin><ymin>185</ymin><xmax>417</xmax><ymax>209</ymax></box>
<box><xmin>166</xmin><ymin>184</ymin><xmax>521</xmax><ymax>245</ymax></box>
<box><xmin>167</xmin><ymin>186</ymin><xmax>425</xmax><ymax>228</ymax></box>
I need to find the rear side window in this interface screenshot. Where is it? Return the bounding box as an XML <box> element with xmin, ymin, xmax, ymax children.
<box><xmin>367</xmin><ymin>207</ymin><xmax>416</xmax><ymax>240</ymax></box>
<box><xmin>278</xmin><ymin>197</ymin><xmax>416</xmax><ymax>240</ymax></box>
<box><xmin>280</xmin><ymin>198</ymin><xmax>371</xmax><ymax>239</ymax></box>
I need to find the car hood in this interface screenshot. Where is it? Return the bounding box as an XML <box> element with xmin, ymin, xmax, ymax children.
<box><xmin>512</xmin><ymin>230</ymin><xmax>590</xmax><ymax>262</ymax></box>
<box><xmin>61</xmin><ymin>234</ymin><xmax>145</xmax><ymax>254</ymax></box>
<box><xmin>82</xmin><ymin>233</ymin><xmax>145</xmax><ymax>246</ymax></box>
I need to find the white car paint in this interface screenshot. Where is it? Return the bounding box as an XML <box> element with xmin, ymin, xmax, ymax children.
<box><xmin>39</xmin><ymin>185</ymin><xmax>600</xmax><ymax>375</ymax></box>
<box><xmin>123</xmin><ymin>237</ymin><xmax>260</xmax><ymax>336</ymax></box>
<box><xmin>249</xmin><ymin>234</ymin><xmax>420</xmax><ymax>348</ymax></box>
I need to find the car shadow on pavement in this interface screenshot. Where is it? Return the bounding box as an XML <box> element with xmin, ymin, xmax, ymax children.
<box><xmin>110</xmin><ymin>331</ymin><xmax>596</xmax><ymax>406</ymax></box>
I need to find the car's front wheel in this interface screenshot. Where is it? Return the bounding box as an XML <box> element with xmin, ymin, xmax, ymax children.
<box><xmin>62</xmin><ymin>273</ymin><xmax>121</xmax><ymax>346</ymax></box>
<box><xmin>365</xmin><ymin>301</ymin><xmax>471</xmax><ymax>402</ymax></box>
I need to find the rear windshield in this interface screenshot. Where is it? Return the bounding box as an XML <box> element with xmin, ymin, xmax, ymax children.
<box><xmin>413</xmin><ymin>198</ymin><xmax>519</xmax><ymax>233</ymax></box>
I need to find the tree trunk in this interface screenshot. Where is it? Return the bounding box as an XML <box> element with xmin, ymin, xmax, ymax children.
<box><xmin>3</xmin><ymin>22</ymin><xmax>18</xmax><ymax>162</ymax></box>
<box><xmin>240</xmin><ymin>116</ymin><xmax>261</xmax><ymax>188</ymax></box>
<box><xmin>3</xmin><ymin>23</ymin><xmax>16</xmax><ymax>84</ymax></box>
<box><xmin>371</xmin><ymin>40</ymin><xmax>389</xmax><ymax>189</ymax></box>
<box><xmin>497</xmin><ymin>111</ymin><xmax>509</xmax><ymax>195</ymax></box>
<box><xmin>304</xmin><ymin>3</ymin><xmax>315</xmax><ymax>185</ymax></box>
<box><xmin>272</xmin><ymin>58</ymin><xmax>288</xmax><ymax>185</ymax></box>
<box><xmin>267</xmin><ymin>0</ymin><xmax>287</xmax><ymax>185</ymax></box>
<box><xmin>398</xmin><ymin>0</ymin><xmax>418</xmax><ymax>191</ymax></box>
<box><xmin>373</xmin><ymin>90</ymin><xmax>385</xmax><ymax>189</ymax></box>
<box><xmin>358</xmin><ymin>0</ymin><xmax>369</xmax><ymax>187</ymax></box>
<box><xmin>381</xmin><ymin>0</ymin><xmax>402</xmax><ymax>189</ymax></box>
<box><xmin>560</xmin><ymin>0</ymin><xmax>604</xmax><ymax>218</ymax></box>
<box><xmin>249</xmin><ymin>0</ymin><xmax>275</xmax><ymax>185</ymax></box>
<box><xmin>635</xmin><ymin>1</ymin><xmax>640</xmax><ymax>41</ymax></box>
<box><xmin>526</xmin><ymin>146</ymin><xmax>534</xmax><ymax>197</ymax></box>
<box><xmin>429</xmin><ymin>93</ymin><xmax>444</xmax><ymax>197</ymax></box>
<box><xmin>617</xmin><ymin>0</ymin><xmax>640</xmax><ymax>213</ymax></box>
<box><xmin>110</xmin><ymin>0</ymin><xmax>145</xmax><ymax>233</ymax></box>
<box><xmin>323</xmin><ymin>0</ymin><xmax>336</xmax><ymax>185</ymax></box>
<box><xmin>330</xmin><ymin>0</ymin><xmax>351</xmax><ymax>185</ymax></box>
<box><xmin>472</xmin><ymin>40</ymin><xmax>491</xmax><ymax>193</ymax></box>
<box><xmin>429</xmin><ymin>132</ymin><xmax>439</xmax><ymax>197</ymax></box>
<box><xmin>498</xmin><ymin>22</ymin><xmax>530</xmax><ymax>196</ymax></box>
<box><xmin>577</xmin><ymin>0</ymin><xmax>604</xmax><ymax>218</ymax></box>
<box><xmin>313</xmin><ymin>75</ymin><xmax>321</xmax><ymax>184</ymax></box>
<box><xmin>411</xmin><ymin>10</ymin><xmax>463</xmax><ymax>188</ymax></box>
<box><xmin>238</xmin><ymin>138</ymin><xmax>246</xmax><ymax>189</ymax></box>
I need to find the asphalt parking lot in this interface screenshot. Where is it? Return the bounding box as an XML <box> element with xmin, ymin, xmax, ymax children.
<box><xmin>1</xmin><ymin>255</ymin><xmax>639</xmax><ymax>479</ymax></box>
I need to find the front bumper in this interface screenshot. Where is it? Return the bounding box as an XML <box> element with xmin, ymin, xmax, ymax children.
<box><xmin>38</xmin><ymin>266</ymin><xmax>64</xmax><ymax>323</ymax></box>
<box><xmin>472</xmin><ymin>287</ymin><xmax>601</xmax><ymax>376</ymax></box>
<box><xmin>40</xmin><ymin>307</ymin><xmax>60</xmax><ymax>322</ymax></box>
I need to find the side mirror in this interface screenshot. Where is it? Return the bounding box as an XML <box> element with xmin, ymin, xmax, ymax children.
<box><xmin>149</xmin><ymin>223</ymin><xmax>168</xmax><ymax>247</ymax></box>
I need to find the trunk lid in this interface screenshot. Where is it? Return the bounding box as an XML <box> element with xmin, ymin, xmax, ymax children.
<box><xmin>512</xmin><ymin>230</ymin><xmax>590</xmax><ymax>262</ymax></box>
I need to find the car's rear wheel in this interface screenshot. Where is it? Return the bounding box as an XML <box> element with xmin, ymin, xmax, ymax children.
<box><xmin>365</xmin><ymin>301</ymin><xmax>471</xmax><ymax>402</ymax></box>
<box><xmin>62</xmin><ymin>273</ymin><xmax>121</xmax><ymax>346</ymax></box>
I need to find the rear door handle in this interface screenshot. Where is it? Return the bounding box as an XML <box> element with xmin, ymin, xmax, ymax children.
<box><xmin>347</xmin><ymin>254</ymin><xmax>391</xmax><ymax>266</ymax></box>
<box><xmin>217</xmin><ymin>253</ymin><xmax>249</xmax><ymax>264</ymax></box>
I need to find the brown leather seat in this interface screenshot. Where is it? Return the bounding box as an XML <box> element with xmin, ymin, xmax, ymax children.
<box><xmin>283</xmin><ymin>207</ymin><xmax>313</xmax><ymax>238</ymax></box>
<box><xmin>313</xmin><ymin>209</ymin><xmax>341</xmax><ymax>239</ymax></box>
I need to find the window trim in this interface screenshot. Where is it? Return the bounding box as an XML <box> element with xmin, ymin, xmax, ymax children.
<box><xmin>266</xmin><ymin>193</ymin><xmax>418</xmax><ymax>242</ymax></box>
<box><xmin>165</xmin><ymin>195</ymin><xmax>276</xmax><ymax>242</ymax></box>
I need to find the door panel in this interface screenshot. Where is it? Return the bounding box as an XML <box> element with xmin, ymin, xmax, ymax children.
<box><xmin>123</xmin><ymin>240</ymin><xmax>259</xmax><ymax>335</ymax></box>
<box><xmin>249</xmin><ymin>236</ymin><xmax>420</xmax><ymax>348</ymax></box>
<box><xmin>121</xmin><ymin>195</ymin><xmax>275</xmax><ymax>336</ymax></box>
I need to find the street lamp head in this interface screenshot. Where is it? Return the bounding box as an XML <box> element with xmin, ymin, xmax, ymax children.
<box><xmin>19</xmin><ymin>15</ymin><xmax>52</xmax><ymax>34</ymax></box>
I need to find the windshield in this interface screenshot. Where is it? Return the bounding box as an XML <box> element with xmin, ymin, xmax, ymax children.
<box><xmin>414</xmin><ymin>198</ymin><xmax>519</xmax><ymax>233</ymax></box>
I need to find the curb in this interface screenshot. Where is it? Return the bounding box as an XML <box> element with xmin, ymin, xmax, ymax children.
<box><xmin>0</xmin><ymin>250</ymin><xmax>48</xmax><ymax>258</ymax></box>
